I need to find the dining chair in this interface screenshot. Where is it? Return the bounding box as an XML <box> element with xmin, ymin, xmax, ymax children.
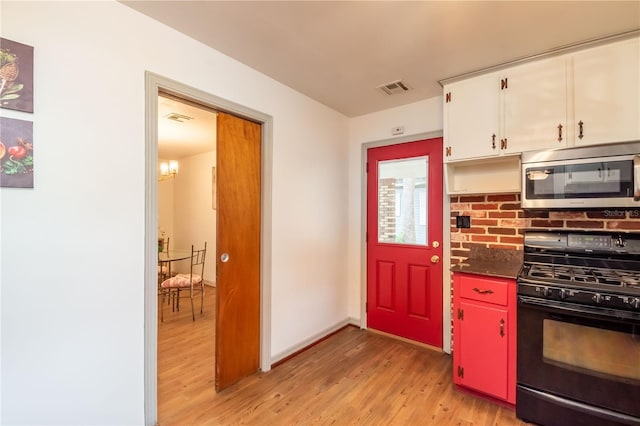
<box><xmin>159</xmin><ymin>242</ymin><xmax>207</xmax><ymax>322</ymax></box>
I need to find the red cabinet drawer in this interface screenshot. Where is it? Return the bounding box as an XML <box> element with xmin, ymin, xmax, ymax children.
<box><xmin>458</xmin><ymin>274</ymin><xmax>509</xmax><ymax>306</ymax></box>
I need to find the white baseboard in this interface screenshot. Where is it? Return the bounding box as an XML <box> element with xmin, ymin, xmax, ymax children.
<box><xmin>271</xmin><ymin>318</ymin><xmax>352</xmax><ymax>365</ymax></box>
<box><xmin>348</xmin><ymin>316</ymin><xmax>361</xmax><ymax>327</ymax></box>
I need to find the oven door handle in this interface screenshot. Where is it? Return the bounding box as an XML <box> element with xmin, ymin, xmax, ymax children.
<box><xmin>634</xmin><ymin>154</ymin><xmax>640</xmax><ymax>201</ymax></box>
<box><xmin>518</xmin><ymin>296</ymin><xmax>640</xmax><ymax>322</ymax></box>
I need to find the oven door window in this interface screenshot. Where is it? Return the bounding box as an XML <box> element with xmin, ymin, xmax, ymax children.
<box><xmin>525</xmin><ymin>160</ymin><xmax>634</xmax><ymax>199</ymax></box>
<box><xmin>543</xmin><ymin>319</ymin><xmax>640</xmax><ymax>383</ymax></box>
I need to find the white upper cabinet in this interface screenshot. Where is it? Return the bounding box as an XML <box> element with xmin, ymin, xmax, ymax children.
<box><xmin>573</xmin><ymin>37</ymin><xmax>640</xmax><ymax>146</ymax></box>
<box><xmin>443</xmin><ymin>35</ymin><xmax>639</xmax><ymax>166</ymax></box>
<box><xmin>444</xmin><ymin>72</ymin><xmax>501</xmax><ymax>161</ymax></box>
<box><xmin>444</xmin><ymin>57</ymin><xmax>568</xmax><ymax>163</ymax></box>
<box><xmin>502</xmin><ymin>56</ymin><xmax>568</xmax><ymax>153</ymax></box>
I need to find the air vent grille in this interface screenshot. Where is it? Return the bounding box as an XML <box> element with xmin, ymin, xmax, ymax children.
<box><xmin>377</xmin><ymin>80</ymin><xmax>410</xmax><ymax>95</ymax></box>
<box><xmin>164</xmin><ymin>113</ymin><xmax>194</xmax><ymax>122</ymax></box>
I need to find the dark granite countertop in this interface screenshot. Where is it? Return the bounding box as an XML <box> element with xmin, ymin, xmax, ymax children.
<box><xmin>450</xmin><ymin>246</ymin><xmax>523</xmax><ymax>279</ymax></box>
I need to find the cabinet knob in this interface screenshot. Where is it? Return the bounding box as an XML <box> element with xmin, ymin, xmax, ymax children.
<box><xmin>491</xmin><ymin>134</ymin><xmax>496</xmax><ymax>149</ymax></box>
<box><xmin>499</xmin><ymin>318</ymin><xmax>505</xmax><ymax>337</ymax></box>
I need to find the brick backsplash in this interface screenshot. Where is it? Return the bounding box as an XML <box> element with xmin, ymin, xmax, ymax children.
<box><xmin>448</xmin><ymin>192</ymin><xmax>640</xmax><ymax>351</ymax></box>
<box><xmin>450</xmin><ymin>192</ymin><xmax>640</xmax><ymax>265</ymax></box>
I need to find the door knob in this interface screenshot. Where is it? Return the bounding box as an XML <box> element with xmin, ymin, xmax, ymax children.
<box><xmin>431</xmin><ymin>255</ymin><xmax>440</xmax><ymax>264</ymax></box>
<box><xmin>220</xmin><ymin>253</ymin><xmax>230</xmax><ymax>263</ymax></box>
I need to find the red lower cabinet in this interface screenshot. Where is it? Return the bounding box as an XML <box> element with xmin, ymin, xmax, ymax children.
<box><xmin>453</xmin><ymin>272</ymin><xmax>516</xmax><ymax>404</ymax></box>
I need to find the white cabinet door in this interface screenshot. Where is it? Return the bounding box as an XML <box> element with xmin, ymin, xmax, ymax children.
<box><xmin>444</xmin><ymin>72</ymin><xmax>501</xmax><ymax>162</ymax></box>
<box><xmin>573</xmin><ymin>37</ymin><xmax>640</xmax><ymax>146</ymax></box>
<box><xmin>503</xmin><ymin>56</ymin><xmax>568</xmax><ymax>153</ymax></box>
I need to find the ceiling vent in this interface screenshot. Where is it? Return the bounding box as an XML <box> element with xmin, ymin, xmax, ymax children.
<box><xmin>377</xmin><ymin>80</ymin><xmax>411</xmax><ymax>95</ymax></box>
<box><xmin>164</xmin><ymin>113</ymin><xmax>194</xmax><ymax>123</ymax></box>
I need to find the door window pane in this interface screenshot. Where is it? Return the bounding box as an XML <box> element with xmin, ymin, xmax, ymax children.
<box><xmin>378</xmin><ymin>157</ymin><xmax>428</xmax><ymax>245</ymax></box>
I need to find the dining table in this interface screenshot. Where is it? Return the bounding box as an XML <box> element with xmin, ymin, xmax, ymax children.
<box><xmin>158</xmin><ymin>248</ymin><xmax>192</xmax><ymax>280</ymax></box>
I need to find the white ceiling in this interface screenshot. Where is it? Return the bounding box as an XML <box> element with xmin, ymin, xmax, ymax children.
<box><xmin>124</xmin><ymin>1</ymin><xmax>639</xmax><ymax>119</ymax></box>
<box><xmin>157</xmin><ymin>95</ymin><xmax>217</xmax><ymax>159</ymax></box>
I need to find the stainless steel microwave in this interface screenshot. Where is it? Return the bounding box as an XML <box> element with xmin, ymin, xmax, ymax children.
<box><xmin>521</xmin><ymin>142</ymin><xmax>640</xmax><ymax>209</ymax></box>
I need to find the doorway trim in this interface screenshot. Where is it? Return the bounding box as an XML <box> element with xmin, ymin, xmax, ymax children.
<box><xmin>144</xmin><ymin>72</ymin><xmax>273</xmax><ymax>425</ymax></box>
<box><xmin>359</xmin><ymin>131</ymin><xmax>451</xmax><ymax>354</ymax></box>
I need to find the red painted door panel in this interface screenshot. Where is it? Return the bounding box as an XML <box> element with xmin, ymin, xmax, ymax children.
<box><xmin>458</xmin><ymin>301</ymin><xmax>509</xmax><ymax>400</ymax></box>
<box><xmin>366</xmin><ymin>138</ymin><xmax>443</xmax><ymax>347</ymax></box>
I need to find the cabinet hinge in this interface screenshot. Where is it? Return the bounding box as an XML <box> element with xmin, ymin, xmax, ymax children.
<box><xmin>500</xmin><ymin>78</ymin><xmax>508</xmax><ymax>90</ymax></box>
<box><xmin>445</xmin><ymin>146</ymin><xmax>452</xmax><ymax>157</ymax></box>
<box><xmin>457</xmin><ymin>308</ymin><xmax>464</xmax><ymax>320</ymax></box>
<box><xmin>457</xmin><ymin>366</ymin><xmax>464</xmax><ymax>378</ymax></box>
<box><xmin>365</xmin><ymin>302</ymin><xmax>368</xmax><ymax>313</ymax></box>
<box><xmin>500</xmin><ymin>138</ymin><xmax>508</xmax><ymax>150</ymax></box>
<box><xmin>366</xmin><ymin>162</ymin><xmax>369</xmax><ymax>173</ymax></box>
<box><xmin>366</xmin><ymin>231</ymin><xmax>368</xmax><ymax>243</ymax></box>
<box><xmin>445</xmin><ymin>92</ymin><xmax>452</xmax><ymax>103</ymax></box>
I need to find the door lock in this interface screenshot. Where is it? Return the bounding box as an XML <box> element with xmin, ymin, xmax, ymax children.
<box><xmin>431</xmin><ymin>255</ymin><xmax>440</xmax><ymax>264</ymax></box>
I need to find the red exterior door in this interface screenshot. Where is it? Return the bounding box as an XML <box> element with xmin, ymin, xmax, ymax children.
<box><xmin>366</xmin><ymin>138</ymin><xmax>443</xmax><ymax>347</ymax></box>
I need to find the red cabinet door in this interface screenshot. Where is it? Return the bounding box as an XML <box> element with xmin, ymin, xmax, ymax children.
<box><xmin>457</xmin><ymin>301</ymin><xmax>509</xmax><ymax>400</ymax></box>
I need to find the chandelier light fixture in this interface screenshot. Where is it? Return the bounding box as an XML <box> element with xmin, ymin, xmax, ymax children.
<box><xmin>159</xmin><ymin>160</ymin><xmax>179</xmax><ymax>181</ymax></box>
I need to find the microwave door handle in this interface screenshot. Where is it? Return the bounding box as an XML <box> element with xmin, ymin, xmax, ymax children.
<box><xmin>634</xmin><ymin>155</ymin><xmax>640</xmax><ymax>201</ymax></box>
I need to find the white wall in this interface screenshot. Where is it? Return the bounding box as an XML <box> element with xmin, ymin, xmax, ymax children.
<box><xmin>0</xmin><ymin>2</ymin><xmax>348</xmax><ymax>424</ymax></box>
<box><xmin>346</xmin><ymin>98</ymin><xmax>444</xmax><ymax>321</ymax></box>
<box><xmin>172</xmin><ymin>151</ymin><xmax>217</xmax><ymax>283</ymax></box>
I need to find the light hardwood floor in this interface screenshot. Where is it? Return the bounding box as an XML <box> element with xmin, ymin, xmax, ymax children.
<box><xmin>158</xmin><ymin>289</ymin><xmax>530</xmax><ymax>425</ymax></box>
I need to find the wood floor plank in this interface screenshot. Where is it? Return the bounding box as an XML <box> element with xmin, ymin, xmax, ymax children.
<box><xmin>158</xmin><ymin>289</ymin><xmax>531</xmax><ymax>425</ymax></box>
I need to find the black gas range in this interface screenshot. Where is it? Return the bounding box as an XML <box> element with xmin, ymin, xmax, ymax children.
<box><xmin>516</xmin><ymin>230</ymin><xmax>640</xmax><ymax>426</ymax></box>
<box><xmin>518</xmin><ymin>231</ymin><xmax>640</xmax><ymax>316</ymax></box>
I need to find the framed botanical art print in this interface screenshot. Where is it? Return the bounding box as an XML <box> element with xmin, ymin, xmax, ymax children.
<box><xmin>0</xmin><ymin>38</ymin><xmax>34</xmax><ymax>113</ymax></box>
<box><xmin>0</xmin><ymin>116</ymin><xmax>33</xmax><ymax>188</ymax></box>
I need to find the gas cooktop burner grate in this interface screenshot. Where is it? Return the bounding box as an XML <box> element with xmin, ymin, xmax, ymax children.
<box><xmin>526</xmin><ymin>264</ymin><xmax>640</xmax><ymax>288</ymax></box>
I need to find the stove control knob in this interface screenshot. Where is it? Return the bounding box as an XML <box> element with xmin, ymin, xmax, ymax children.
<box><xmin>630</xmin><ymin>298</ymin><xmax>640</xmax><ymax>310</ymax></box>
<box><xmin>592</xmin><ymin>293</ymin><xmax>604</xmax><ymax>304</ymax></box>
<box><xmin>541</xmin><ymin>287</ymin><xmax>552</xmax><ymax>297</ymax></box>
<box><xmin>559</xmin><ymin>289</ymin><xmax>569</xmax><ymax>300</ymax></box>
